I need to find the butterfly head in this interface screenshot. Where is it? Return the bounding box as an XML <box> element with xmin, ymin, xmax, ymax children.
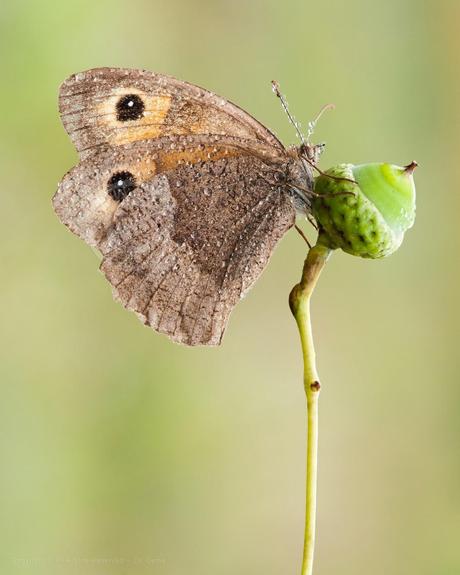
<box><xmin>298</xmin><ymin>142</ymin><xmax>325</xmax><ymax>166</ymax></box>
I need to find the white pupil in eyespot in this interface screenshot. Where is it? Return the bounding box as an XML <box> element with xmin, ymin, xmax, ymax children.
<box><xmin>117</xmin><ymin>180</ymin><xmax>123</xmax><ymax>186</ymax></box>
<box><xmin>127</xmin><ymin>100</ymin><xmax>134</xmax><ymax>107</ymax></box>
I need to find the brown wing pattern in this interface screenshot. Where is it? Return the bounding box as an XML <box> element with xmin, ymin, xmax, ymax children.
<box><xmin>98</xmin><ymin>152</ymin><xmax>295</xmax><ymax>345</ymax></box>
<box><xmin>59</xmin><ymin>68</ymin><xmax>284</xmax><ymax>158</ymax></box>
<box><xmin>53</xmin><ymin>134</ymin><xmax>285</xmax><ymax>248</ymax></box>
<box><xmin>55</xmin><ymin>68</ymin><xmax>296</xmax><ymax>345</ymax></box>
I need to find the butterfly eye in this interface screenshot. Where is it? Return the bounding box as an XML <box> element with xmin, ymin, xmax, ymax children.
<box><xmin>116</xmin><ymin>94</ymin><xmax>145</xmax><ymax>121</ymax></box>
<box><xmin>107</xmin><ymin>171</ymin><xmax>137</xmax><ymax>201</ymax></box>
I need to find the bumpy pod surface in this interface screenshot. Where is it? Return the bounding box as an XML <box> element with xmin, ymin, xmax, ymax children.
<box><xmin>313</xmin><ymin>163</ymin><xmax>416</xmax><ymax>258</ymax></box>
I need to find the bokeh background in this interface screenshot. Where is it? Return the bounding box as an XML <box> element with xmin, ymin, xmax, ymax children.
<box><xmin>1</xmin><ymin>0</ymin><xmax>459</xmax><ymax>574</ymax></box>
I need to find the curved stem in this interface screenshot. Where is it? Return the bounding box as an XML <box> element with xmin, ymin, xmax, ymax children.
<box><xmin>289</xmin><ymin>243</ymin><xmax>331</xmax><ymax>575</ymax></box>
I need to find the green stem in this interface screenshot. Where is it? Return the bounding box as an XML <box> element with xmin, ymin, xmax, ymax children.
<box><xmin>289</xmin><ymin>243</ymin><xmax>331</xmax><ymax>575</ymax></box>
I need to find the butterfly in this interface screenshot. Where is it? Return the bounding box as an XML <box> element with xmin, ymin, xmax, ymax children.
<box><xmin>53</xmin><ymin>68</ymin><xmax>322</xmax><ymax>346</ymax></box>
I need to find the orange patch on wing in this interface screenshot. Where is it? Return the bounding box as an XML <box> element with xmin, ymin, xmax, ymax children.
<box><xmin>157</xmin><ymin>145</ymin><xmax>241</xmax><ymax>172</ymax></box>
<box><xmin>97</xmin><ymin>88</ymin><xmax>172</xmax><ymax>145</ymax></box>
<box><xmin>125</xmin><ymin>158</ymin><xmax>157</xmax><ymax>182</ymax></box>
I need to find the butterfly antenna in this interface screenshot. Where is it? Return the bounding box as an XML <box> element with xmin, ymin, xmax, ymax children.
<box><xmin>306</xmin><ymin>103</ymin><xmax>335</xmax><ymax>143</ymax></box>
<box><xmin>272</xmin><ymin>80</ymin><xmax>306</xmax><ymax>145</ymax></box>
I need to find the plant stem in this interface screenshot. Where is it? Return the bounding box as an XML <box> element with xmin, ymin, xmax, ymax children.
<box><xmin>289</xmin><ymin>243</ymin><xmax>331</xmax><ymax>575</ymax></box>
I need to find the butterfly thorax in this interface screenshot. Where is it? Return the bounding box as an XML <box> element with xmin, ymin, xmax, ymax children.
<box><xmin>285</xmin><ymin>143</ymin><xmax>323</xmax><ymax>214</ymax></box>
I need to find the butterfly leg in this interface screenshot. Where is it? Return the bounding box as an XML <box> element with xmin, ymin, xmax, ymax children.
<box><xmin>294</xmin><ymin>224</ymin><xmax>312</xmax><ymax>248</ymax></box>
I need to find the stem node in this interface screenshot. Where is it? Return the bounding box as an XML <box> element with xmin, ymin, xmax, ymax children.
<box><xmin>310</xmin><ymin>381</ymin><xmax>321</xmax><ymax>392</ymax></box>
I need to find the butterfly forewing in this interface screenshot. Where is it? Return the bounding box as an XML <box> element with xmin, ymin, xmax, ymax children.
<box><xmin>59</xmin><ymin>68</ymin><xmax>284</xmax><ymax>158</ymax></box>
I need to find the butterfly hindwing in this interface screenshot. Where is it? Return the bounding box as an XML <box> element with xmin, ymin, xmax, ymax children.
<box><xmin>97</xmin><ymin>151</ymin><xmax>295</xmax><ymax>345</ymax></box>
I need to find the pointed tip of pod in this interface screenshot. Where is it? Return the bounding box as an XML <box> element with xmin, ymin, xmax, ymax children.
<box><xmin>403</xmin><ymin>161</ymin><xmax>418</xmax><ymax>175</ymax></box>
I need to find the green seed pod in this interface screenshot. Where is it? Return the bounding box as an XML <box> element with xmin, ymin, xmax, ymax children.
<box><xmin>312</xmin><ymin>162</ymin><xmax>417</xmax><ymax>258</ymax></box>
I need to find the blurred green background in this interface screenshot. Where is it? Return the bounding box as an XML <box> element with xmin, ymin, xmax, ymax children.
<box><xmin>1</xmin><ymin>0</ymin><xmax>459</xmax><ymax>574</ymax></box>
